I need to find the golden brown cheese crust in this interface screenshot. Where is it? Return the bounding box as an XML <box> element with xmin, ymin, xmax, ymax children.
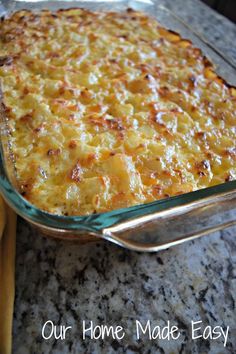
<box><xmin>0</xmin><ymin>8</ymin><xmax>235</xmax><ymax>215</ymax></box>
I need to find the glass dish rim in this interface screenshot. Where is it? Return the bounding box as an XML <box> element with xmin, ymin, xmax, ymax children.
<box><xmin>1</xmin><ymin>156</ymin><xmax>236</xmax><ymax>232</ymax></box>
<box><xmin>0</xmin><ymin>0</ymin><xmax>236</xmax><ymax>234</ymax></box>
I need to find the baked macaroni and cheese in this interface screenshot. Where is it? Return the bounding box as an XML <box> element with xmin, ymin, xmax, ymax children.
<box><xmin>0</xmin><ymin>8</ymin><xmax>235</xmax><ymax>215</ymax></box>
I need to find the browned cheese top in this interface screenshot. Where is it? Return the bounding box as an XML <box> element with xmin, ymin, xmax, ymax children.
<box><xmin>0</xmin><ymin>8</ymin><xmax>235</xmax><ymax>215</ymax></box>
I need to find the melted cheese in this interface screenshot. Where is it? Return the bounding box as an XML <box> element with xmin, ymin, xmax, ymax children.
<box><xmin>0</xmin><ymin>8</ymin><xmax>235</xmax><ymax>215</ymax></box>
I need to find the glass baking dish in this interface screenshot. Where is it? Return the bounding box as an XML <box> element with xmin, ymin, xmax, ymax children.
<box><xmin>0</xmin><ymin>0</ymin><xmax>236</xmax><ymax>251</ymax></box>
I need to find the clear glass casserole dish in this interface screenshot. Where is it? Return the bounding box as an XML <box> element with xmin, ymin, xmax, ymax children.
<box><xmin>0</xmin><ymin>0</ymin><xmax>236</xmax><ymax>251</ymax></box>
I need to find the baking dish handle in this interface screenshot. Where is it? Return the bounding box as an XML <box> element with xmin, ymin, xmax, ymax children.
<box><xmin>101</xmin><ymin>190</ymin><xmax>236</xmax><ymax>252</ymax></box>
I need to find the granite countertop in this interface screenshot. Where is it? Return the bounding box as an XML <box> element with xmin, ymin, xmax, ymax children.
<box><xmin>12</xmin><ymin>0</ymin><xmax>236</xmax><ymax>353</ymax></box>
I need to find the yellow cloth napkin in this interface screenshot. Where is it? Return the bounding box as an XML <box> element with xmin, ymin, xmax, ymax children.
<box><xmin>0</xmin><ymin>197</ymin><xmax>16</xmax><ymax>354</ymax></box>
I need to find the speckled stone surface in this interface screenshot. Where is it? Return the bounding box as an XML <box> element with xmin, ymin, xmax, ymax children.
<box><xmin>11</xmin><ymin>0</ymin><xmax>236</xmax><ymax>353</ymax></box>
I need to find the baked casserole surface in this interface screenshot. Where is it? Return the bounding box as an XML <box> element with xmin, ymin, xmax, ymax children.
<box><xmin>0</xmin><ymin>8</ymin><xmax>235</xmax><ymax>215</ymax></box>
